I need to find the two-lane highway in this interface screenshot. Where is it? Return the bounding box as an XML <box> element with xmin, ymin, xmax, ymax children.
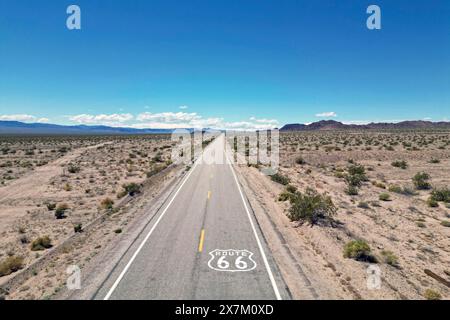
<box><xmin>94</xmin><ymin>134</ymin><xmax>289</xmax><ymax>300</ymax></box>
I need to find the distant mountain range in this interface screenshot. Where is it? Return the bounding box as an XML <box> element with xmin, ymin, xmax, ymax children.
<box><xmin>1</xmin><ymin>119</ymin><xmax>450</xmax><ymax>135</ymax></box>
<box><xmin>0</xmin><ymin>121</ymin><xmax>174</xmax><ymax>135</ymax></box>
<box><xmin>280</xmin><ymin>120</ymin><xmax>450</xmax><ymax>131</ymax></box>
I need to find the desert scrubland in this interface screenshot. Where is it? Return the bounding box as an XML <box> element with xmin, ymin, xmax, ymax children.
<box><xmin>0</xmin><ymin>135</ymin><xmax>176</xmax><ymax>299</ymax></box>
<box><xmin>239</xmin><ymin>130</ymin><xmax>450</xmax><ymax>300</ymax></box>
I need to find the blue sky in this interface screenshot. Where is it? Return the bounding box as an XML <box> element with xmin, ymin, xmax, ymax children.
<box><xmin>0</xmin><ymin>0</ymin><xmax>449</xmax><ymax>129</ymax></box>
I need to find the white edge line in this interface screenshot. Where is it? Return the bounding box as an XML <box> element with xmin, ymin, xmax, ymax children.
<box><xmin>103</xmin><ymin>158</ymin><xmax>200</xmax><ymax>300</ymax></box>
<box><xmin>225</xmin><ymin>149</ymin><xmax>283</xmax><ymax>300</ymax></box>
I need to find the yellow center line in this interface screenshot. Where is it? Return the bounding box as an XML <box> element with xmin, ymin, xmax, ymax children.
<box><xmin>207</xmin><ymin>191</ymin><xmax>211</xmax><ymax>200</ymax></box>
<box><xmin>198</xmin><ymin>229</ymin><xmax>205</xmax><ymax>252</ymax></box>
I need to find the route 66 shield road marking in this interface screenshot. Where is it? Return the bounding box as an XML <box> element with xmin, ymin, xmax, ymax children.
<box><xmin>207</xmin><ymin>249</ymin><xmax>257</xmax><ymax>272</ymax></box>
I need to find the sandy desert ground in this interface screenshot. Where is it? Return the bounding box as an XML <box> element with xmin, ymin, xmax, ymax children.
<box><xmin>0</xmin><ymin>130</ymin><xmax>448</xmax><ymax>300</ymax></box>
<box><xmin>237</xmin><ymin>130</ymin><xmax>450</xmax><ymax>300</ymax></box>
<box><xmin>0</xmin><ymin>134</ymin><xmax>178</xmax><ymax>299</ymax></box>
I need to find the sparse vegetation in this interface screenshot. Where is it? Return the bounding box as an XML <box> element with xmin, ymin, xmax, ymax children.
<box><xmin>391</xmin><ymin>160</ymin><xmax>408</xmax><ymax>169</ymax></box>
<box><xmin>343</xmin><ymin>240</ymin><xmax>376</xmax><ymax>262</ymax></box>
<box><xmin>286</xmin><ymin>188</ymin><xmax>337</xmax><ymax>226</ymax></box>
<box><xmin>424</xmin><ymin>289</ymin><xmax>441</xmax><ymax>300</ymax></box>
<box><xmin>46</xmin><ymin>203</ymin><xmax>56</xmax><ymax>211</ymax></box>
<box><xmin>100</xmin><ymin>197</ymin><xmax>114</xmax><ymax>210</ymax></box>
<box><xmin>412</xmin><ymin>172</ymin><xmax>431</xmax><ymax>190</ymax></box>
<box><xmin>379</xmin><ymin>193</ymin><xmax>391</xmax><ymax>201</ymax></box>
<box><xmin>0</xmin><ymin>256</ymin><xmax>24</xmax><ymax>277</ymax></box>
<box><xmin>380</xmin><ymin>250</ymin><xmax>399</xmax><ymax>267</ymax></box>
<box><xmin>55</xmin><ymin>203</ymin><xmax>69</xmax><ymax>219</ymax></box>
<box><xmin>74</xmin><ymin>223</ymin><xmax>83</xmax><ymax>233</ymax></box>
<box><xmin>430</xmin><ymin>187</ymin><xmax>450</xmax><ymax>203</ymax></box>
<box><xmin>67</xmin><ymin>164</ymin><xmax>80</xmax><ymax>174</ymax></box>
<box><xmin>123</xmin><ymin>183</ymin><xmax>141</xmax><ymax>196</ymax></box>
<box><xmin>440</xmin><ymin>220</ymin><xmax>450</xmax><ymax>227</ymax></box>
<box><xmin>30</xmin><ymin>236</ymin><xmax>52</xmax><ymax>251</ymax></box>
<box><xmin>427</xmin><ymin>197</ymin><xmax>439</xmax><ymax>208</ymax></box>
<box><xmin>295</xmin><ymin>156</ymin><xmax>306</xmax><ymax>165</ymax></box>
<box><xmin>357</xmin><ymin>201</ymin><xmax>370</xmax><ymax>209</ymax></box>
<box><xmin>270</xmin><ymin>172</ymin><xmax>290</xmax><ymax>185</ymax></box>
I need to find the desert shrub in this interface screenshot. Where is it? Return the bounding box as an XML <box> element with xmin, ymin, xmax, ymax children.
<box><xmin>295</xmin><ymin>157</ymin><xmax>306</xmax><ymax>165</ymax></box>
<box><xmin>20</xmin><ymin>235</ymin><xmax>29</xmax><ymax>244</ymax></box>
<box><xmin>286</xmin><ymin>184</ymin><xmax>297</xmax><ymax>194</ymax></box>
<box><xmin>147</xmin><ymin>164</ymin><xmax>167</xmax><ymax>178</ymax></box>
<box><xmin>114</xmin><ymin>228</ymin><xmax>122</xmax><ymax>234</ymax></box>
<box><xmin>100</xmin><ymin>198</ymin><xmax>114</xmax><ymax>210</ymax></box>
<box><xmin>374</xmin><ymin>181</ymin><xmax>386</xmax><ymax>189</ymax></box>
<box><xmin>412</xmin><ymin>172</ymin><xmax>431</xmax><ymax>190</ymax></box>
<box><xmin>391</xmin><ymin>160</ymin><xmax>408</xmax><ymax>169</ymax></box>
<box><xmin>287</xmin><ymin>188</ymin><xmax>337</xmax><ymax>225</ymax></box>
<box><xmin>424</xmin><ymin>289</ymin><xmax>441</xmax><ymax>300</ymax></box>
<box><xmin>55</xmin><ymin>203</ymin><xmax>69</xmax><ymax>219</ymax></box>
<box><xmin>63</xmin><ymin>183</ymin><xmax>72</xmax><ymax>191</ymax></box>
<box><xmin>429</xmin><ymin>158</ymin><xmax>440</xmax><ymax>164</ymax></box>
<box><xmin>427</xmin><ymin>197</ymin><xmax>439</xmax><ymax>208</ymax></box>
<box><xmin>123</xmin><ymin>183</ymin><xmax>141</xmax><ymax>196</ymax></box>
<box><xmin>379</xmin><ymin>193</ymin><xmax>391</xmax><ymax>201</ymax></box>
<box><xmin>116</xmin><ymin>190</ymin><xmax>127</xmax><ymax>199</ymax></box>
<box><xmin>401</xmin><ymin>186</ymin><xmax>418</xmax><ymax>196</ymax></box>
<box><xmin>67</xmin><ymin>164</ymin><xmax>80</xmax><ymax>174</ymax></box>
<box><xmin>30</xmin><ymin>236</ymin><xmax>52</xmax><ymax>251</ymax></box>
<box><xmin>270</xmin><ymin>173</ymin><xmax>290</xmax><ymax>185</ymax></box>
<box><xmin>348</xmin><ymin>164</ymin><xmax>366</xmax><ymax>176</ymax></box>
<box><xmin>343</xmin><ymin>240</ymin><xmax>376</xmax><ymax>262</ymax></box>
<box><xmin>335</xmin><ymin>172</ymin><xmax>345</xmax><ymax>179</ymax></box>
<box><xmin>416</xmin><ymin>222</ymin><xmax>426</xmax><ymax>228</ymax></box>
<box><xmin>152</xmin><ymin>152</ymin><xmax>164</xmax><ymax>163</ymax></box>
<box><xmin>278</xmin><ymin>185</ymin><xmax>298</xmax><ymax>202</ymax></box>
<box><xmin>388</xmin><ymin>185</ymin><xmax>402</xmax><ymax>193</ymax></box>
<box><xmin>346</xmin><ymin>185</ymin><xmax>358</xmax><ymax>196</ymax></box>
<box><xmin>46</xmin><ymin>203</ymin><xmax>56</xmax><ymax>211</ymax></box>
<box><xmin>430</xmin><ymin>187</ymin><xmax>450</xmax><ymax>203</ymax></box>
<box><xmin>344</xmin><ymin>164</ymin><xmax>367</xmax><ymax>188</ymax></box>
<box><xmin>0</xmin><ymin>256</ymin><xmax>24</xmax><ymax>277</ymax></box>
<box><xmin>357</xmin><ymin>201</ymin><xmax>370</xmax><ymax>209</ymax></box>
<box><xmin>380</xmin><ymin>250</ymin><xmax>399</xmax><ymax>267</ymax></box>
<box><xmin>440</xmin><ymin>220</ymin><xmax>450</xmax><ymax>227</ymax></box>
<box><xmin>345</xmin><ymin>174</ymin><xmax>363</xmax><ymax>187</ymax></box>
<box><xmin>74</xmin><ymin>223</ymin><xmax>83</xmax><ymax>233</ymax></box>
<box><xmin>278</xmin><ymin>192</ymin><xmax>291</xmax><ymax>202</ymax></box>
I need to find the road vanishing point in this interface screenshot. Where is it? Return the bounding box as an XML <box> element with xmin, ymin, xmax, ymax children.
<box><xmin>94</xmin><ymin>135</ymin><xmax>290</xmax><ymax>300</ymax></box>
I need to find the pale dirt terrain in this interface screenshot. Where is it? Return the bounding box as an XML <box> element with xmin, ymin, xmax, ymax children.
<box><xmin>0</xmin><ymin>134</ymin><xmax>177</xmax><ymax>299</ymax></box>
<box><xmin>237</xmin><ymin>130</ymin><xmax>450</xmax><ymax>300</ymax></box>
<box><xmin>1</xmin><ymin>131</ymin><xmax>448</xmax><ymax>300</ymax></box>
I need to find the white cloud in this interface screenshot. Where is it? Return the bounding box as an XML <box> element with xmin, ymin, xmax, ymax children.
<box><xmin>179</xmin><ymin>105</ymin><xmax>188</xmax><ymax>110</ymax></box>
<box><xmin>69</xmin><ymin>113</ymin><xmax>134</xmax><ymax>125</ymax></box>
<box><xmin>37</xmin><ymin>117</ymin><xmax>50</xmax><ymax>123</ymax></box>
<box><xmin>137</xmin><ymin>112</ymin><xmax>200</xmax><ymax>123</ymax></box>
<box><xmin>315</xmin><ymin>112</ymin><xmax>337</xmax><ymax>118</ymax></box>
<box><xmin>134</xmin><ymin>113</ymin><xmax>279</xmax><ymax>130</ymax></box>
<box><xmin>341</xmin><ymin>120</ymin><xmax>370</xmax><ymax>125</ymax></box>
<box><xmin>66</xmin><ymin>112</ymin><xmax>278</xmax><ymax>131</ymax></box>
<box><xmin>0</xmin><ymin>114</ymin><xmax>44</xmax><ymax>122</ymax></box>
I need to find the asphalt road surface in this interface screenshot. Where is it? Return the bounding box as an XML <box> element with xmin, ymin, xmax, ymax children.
<box><xmin>95</xmin><ymin>134</ymin><xmax>290</xmax><ymax>300</ymax></box>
